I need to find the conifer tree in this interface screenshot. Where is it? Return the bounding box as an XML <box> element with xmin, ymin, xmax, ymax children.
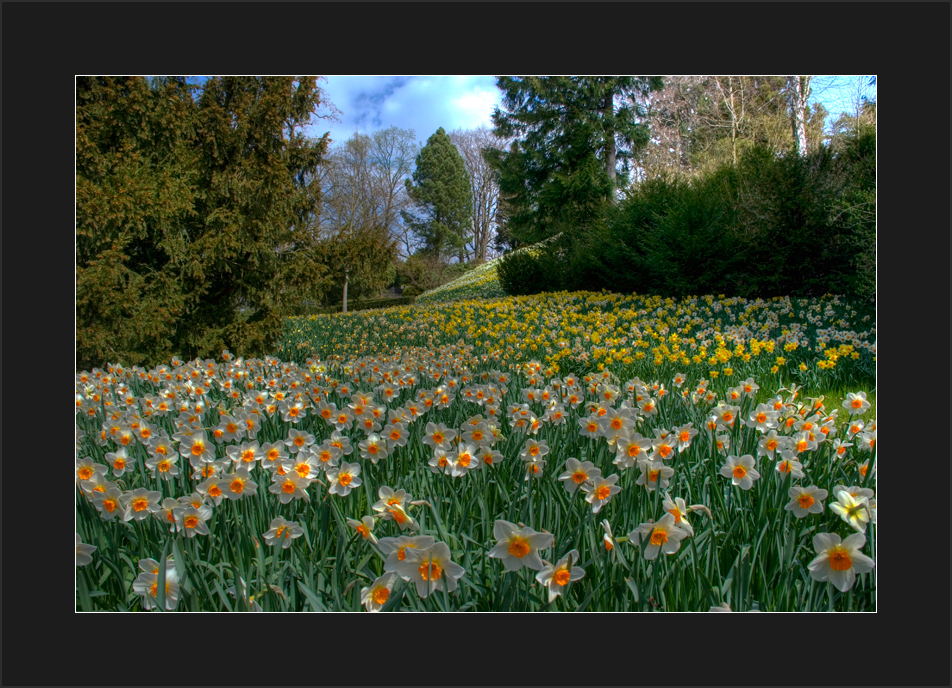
<box><xmin>488</xmin><ymin>76</ymin><xmax>663</xmax><ymax>246</ymax></box>
<box><xmin>76</xmin><ymin>76</ymin><xmax>333</xmax><ymax>368</ymax></box>
<box><xmin>403</xmin><ymin>127</ymin><xmax>473</xmax><ymax>262</ymax></box>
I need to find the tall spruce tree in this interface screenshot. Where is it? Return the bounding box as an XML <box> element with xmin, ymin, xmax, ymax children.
<box><xmin>402</xmin><ymin>127</ymin><xmax>473</xmax><ymax>262</ymax></box>
<box><xmin>487</xmin><ymin>76</ymin><xmax>664</xmax><ymax>246</ymax></box>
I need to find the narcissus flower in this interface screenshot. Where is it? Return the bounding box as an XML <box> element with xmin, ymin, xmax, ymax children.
<box><xmin>662</xmin><ymin>493</ymin><xmax>694</xmax><ymax>536</ymax></box>
<box><xmin>558</xmin><ymin>458</ymin><xmax>601</xmax><ymax>495</ymax></box>
<box><xmin>476</xmin><ymin>446</ymin><xmax>504</xmax><ymax>468</ymax></box>
<box><xmin>122</xmin><ymin>488</ymin><xmax>162</xmax><ymax>521</ymax></box>
<box><xmin>775</xmin><ymin>453</ymin><xmax>805</xmax><ymax>479</ymax></box>
<box><xmin>578</xmin><ymin>415</ymin><xmax>603</xmax><ymax>439</ymax></box>
<box><xmin>178</xmin><ymin>431</ymin><xmax>215</xmax><ymax>463</ymax></box>
<box><xmin>448</xmin><ymin>443</ymin><xmax>479</xmax><ymax>477</ymax></box>
<box><xmin>76</xmin><ymin>457</ymin><xmax>107</xmax><ymax>486</ymax></box>
<box><xmin>382</xmin><ymin>421</ymin><xmax>409</xmax><ymax>451</ymax></box>
<box><xmin>269</xmin><ymin>471</ymin><xmax>311</xmax><ymax>503</ymax></box>
<box><xmin>378</xmin><ymin>535</ymin><xmax>436</xmax><ymax>573</ymax></box>
<box><xmin>263</xmin><ymin>517</ymin><xmax>304</xmax><ymax>548</ymax></box>
<box><xmin>285</xmin><ymin>428</ymin><xmax>315</xmax><ymax>454</ymax></box>
<box><xmin>361</xmin><ymin>572</ymin><xmax>398</xmax><ymax>612</ymax></box>
<box><xmin>487</xmin><ymin>520</ymin><xmax>553</xmax><ymax>572</ymax></box>
<box><xmin>756</xmin><ymin>430</ymin><xmax>786</xmax><ymax>460</ymax></box>
<box><xmin>785</xmin><ymin>485</ymin><xmax>828</xmax><ymax>518</ymax></box>
<box><xmin>808</xmin><ymin>532</ymin><xmax>875</xmax><ymax>592</ymax></box>
<box><xmin>76</xmin><ymin>533</ymin><xmax>97</xmax><ymax>566</ymax></box>
<box><xmin>91</xmin><ymin>486</ymin><xmax>124</xmax><ymax>521</ymax></box>
<box><xmin>582</xmin><ymin>474</ymin><xmax>621</xmax><ymax>513</ymax></box>
<box><xmin>829</xmin><ymin>490</ymin><xmax>871</xmax><ymax>533</ymax></box>
<box><xmin>719</xmin><ymin>455</ymin><xmax>760</xmax><ymax>490</ymax></box>
<box><xmin>629</xmin><ymin>513</ymin><xmax>689</xmax><ymax>560</ymax></box>
<box><xmin>174</xmin><ymin>504</ymin><xmax>213</xmax><ymax>538</ymax></box>
<box><xmin>226</xmin><ymin>441</ymin><xmax>263</xmax><ymax>469</ymax></box>
<box><xmin>146</xmin><ymin>451</ymin><xmax>180</xmax><ymax>481</ymax></box>
<box><xmin>651</xmin><ymin>434</ymin><xmax>678</xmax><ymax>461</ymax></box>
<box><xmin>422</xmin><ymin>422</ymin><xmax>456</xmax><ymax>450</ymax></box>
<box><xmin>327</xmin><ymin>462</ymin><xmax>361</xmax><ymax>497</ymax></box>
<box><xmin>220</xmin><ymin>468</ymin><xmax>258</xmax><ymax>500</ymax></box>
<box><xmin>842</xmin><ymin>392</ymin><xmax>871</xmax><ymax>416</ymax></box>
<box><xmin>104</xmin><ymin>447</ymin><xmax>132</xmax><ymax>478</ymax></box>
<box><xmin>346</xmin><ymin>515</ymin><xmax>378</xmax><ymax>544</ymax></box>
<box><xmin>613</xmin><ymin>433</ymin><xmax>652</xmax><ymax>470</ymax></box>
<box><xmin>635</xmin><ymin>460</ymin><xmax>674</xmax><ymax>492</ymax></box>
<box><xmin>673</xmin><ymin>422</ymin><xmax>699</xmax><ymax>452</ymax></box>
<box><xmin>396</xmin><ymin>541</ymin><xmax>465</xmax><ymax>599</ymax></box>
<box><xmin>520</xmin><ymin>438</ymin><xmax>550</xmax><ymax>462</ymax></box>
<box><xmin>535</xmin><ymin>549</ymin><xmax>585</xmax><ymax>603</ymax></box>
<box><xmin>746</xmin><ymin>404</ymin><xmax>779</xmax><ymax>433</ymax></box>
<box><xmin>600</xmin><ymin>519</ymin><xmax>616</xmax><ymax>553</ymax></box>
<box><xmin>132</xmin><ymin>566</ymin><xmax>181</xmax><ymax>611</ymax></box>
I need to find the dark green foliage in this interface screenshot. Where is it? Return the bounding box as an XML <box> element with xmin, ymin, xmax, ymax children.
<box><xmin>77</xmin><ymin>76</ymin><xmax>333</xmax><ymax>369</ymax></box>
<box><xmin>496</xmin><ymin>248</ymin><xmax>548</xmax><ymax>296</ymax></box>
<box><xmin>489</xmin><ymin>76</ymin><xmax>664</xmax><ymax>247</ymax></box>
<box><xmin>497</xmin><ymin>129</ymin><xmax>875</xmax><ymax>302</ymax></box>
<box><xmin>602</xmin><ymin>134</ymin><xmax>876</xmax><ymax>301</ymax></box>
<box><xmin>403</xmin><ymin>128</ymin><xmax>473</xmax><ymax>261</ymax></box>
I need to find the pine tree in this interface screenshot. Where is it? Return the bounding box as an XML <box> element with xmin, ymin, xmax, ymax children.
<box><xmin>403</xmin><ymin>127</ymin><xmax>473</xmax><ymax>262</ymax></box>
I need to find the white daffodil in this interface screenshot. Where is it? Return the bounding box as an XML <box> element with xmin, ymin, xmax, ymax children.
<box><xmin>487</xmin><ymin>520</ymin><xmax>553</xmax><ymax>572</ymax></box>
<box><xmin>719</xmin><ymin>454</ymin><xmax>760</xmax><ymax>490</ymax></box>
<box><xmin>808</xmin><ymin>532</ymin><xmax>875</xmax><ymax>592</ymax></box>
<box><xmin>535</xmin><ymin>549</ymin><xmax>586</xmax><ymax>603</ymax></box>
<box><xmin>784</xmin><ymin>485</ymin><xmax>828</xmax><ymax>518</ymax></box>
<box><xmin>829</xmin><ymin>490</ymin><xmax>871</xmax><ymax>533</ymax></box>
<box><xmin>629</xmin><ymin>513</ymin><xmax>689</xmax><ymax>560</ymax></box>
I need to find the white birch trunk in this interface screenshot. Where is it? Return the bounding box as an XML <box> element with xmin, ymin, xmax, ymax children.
<box><xmin>789</xmin><ymin>76</ymin><xmax>811</xmax><ymax>157</ymax></box>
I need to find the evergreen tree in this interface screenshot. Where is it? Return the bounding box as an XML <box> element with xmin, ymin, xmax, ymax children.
<box><xmin>76</xmin><ymin>76</ymin><xmax>333</xmax><ymax>369</ymax></box>
<box><xmin>403</xmin><ymin>127</ymin><xmax>473</xmax><ymax>262</ymax></box>
<box><xmin>487</xmin><ymin>76</ymin><xmax>663</xmax><ymax>246</ymax></box>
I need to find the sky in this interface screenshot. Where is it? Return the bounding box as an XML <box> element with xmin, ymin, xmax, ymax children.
<box><xmin>301</xmin><ymin>75</ymin><xmax>877</xmax><ymax>149</ymax></box>
<box><xmin>302</xmin><ymin>75</ymin><xmax>502</xmax><ymax>148</ymax></box>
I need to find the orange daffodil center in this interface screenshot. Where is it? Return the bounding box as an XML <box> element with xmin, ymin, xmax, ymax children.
<box><xmin>828</xmin><ymin>547</ymin><xmax>852</xmax><ymax>571</ymax></box>
<box><xmin>508</xmin><ymin>537</ymin><xmax>531</xmax><ymax>558</ymax></box>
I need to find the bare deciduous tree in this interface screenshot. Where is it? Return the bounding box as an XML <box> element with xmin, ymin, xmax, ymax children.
<box><xmin>448</xmin><ymin>125</ymin><xmax>509</xmax><ymax>263</ymax></box>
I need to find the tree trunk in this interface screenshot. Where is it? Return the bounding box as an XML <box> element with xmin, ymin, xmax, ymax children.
<box><xmin>788</xmin><ymin>76</ymin><xmax>810</xmax><ymax>157</ymax></box>
<box><xmin>602</xmin><ymin>89</ymin><xmax>617</xmax><ymax>184</ymax></box>
<box><xmin>342</xmin><ymin>269</ymin><xmax>349</xmax><ymax>314</ymax></box>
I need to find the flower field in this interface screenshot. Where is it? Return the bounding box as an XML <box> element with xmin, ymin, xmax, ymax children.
<box><xmin>76</xmin><ymin>292</ymin><xmax>876</xmax><ymax>611</ymax></box>
<box><xmin>414</xmin><ymin>256</ymin><xmax>508</xmax><ymax>304</ymax></box>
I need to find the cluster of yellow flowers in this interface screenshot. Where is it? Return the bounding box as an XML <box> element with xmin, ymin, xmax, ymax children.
<box><xmin>282</xmin><ymin>292</ymin><xmax>874</xmax><ymax>386</ymax></box>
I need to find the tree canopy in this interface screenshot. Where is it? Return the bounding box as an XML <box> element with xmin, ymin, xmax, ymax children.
<box><xmin>403</xmin><ymin>127</ymin><xmax>473</xmax><ymax>262</ymax></box>
<box><xmin>487</xmin><ymin>76</ymin><xmax>664</xmax><ymax>247</ymax></box>
<box><xmin>76</xmin><ymin>76</ymin><xmax>334</xmax><ymax>369</ymax></box>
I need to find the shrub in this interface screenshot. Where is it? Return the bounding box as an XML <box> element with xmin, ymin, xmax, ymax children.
<box><xmin>497</xmin><ymin>247</ymin><xmax>548</xmax><ymax>296</ymax></box>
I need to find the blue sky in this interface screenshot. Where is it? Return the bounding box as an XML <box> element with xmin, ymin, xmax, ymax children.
<box><xmin>302</xmin><ymin>75</ymin><xmax>501</xmax><ymax>148</ymax></box>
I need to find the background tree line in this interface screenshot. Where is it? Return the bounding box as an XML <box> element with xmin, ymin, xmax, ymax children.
<box><xmin>77</xmin><ymin>75</ymin><xmax>875</xmax><ymax>369</ymax></box>
<box><xmin>492</xmin><ymin>75</ymin><xmax>876</xmax><ymax>304</ymax></box>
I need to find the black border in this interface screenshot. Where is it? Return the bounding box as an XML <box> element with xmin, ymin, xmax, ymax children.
<box><xmin>2</xmin><ymin>1</ymin><xmax>949</xmax><ymax>687</ymax></box>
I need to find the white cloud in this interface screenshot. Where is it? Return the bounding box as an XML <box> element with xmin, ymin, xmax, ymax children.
<box><xmin>304</xmin><ymin>75</ymin><xmax>501</xmax><ymax>148</ymax></box>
